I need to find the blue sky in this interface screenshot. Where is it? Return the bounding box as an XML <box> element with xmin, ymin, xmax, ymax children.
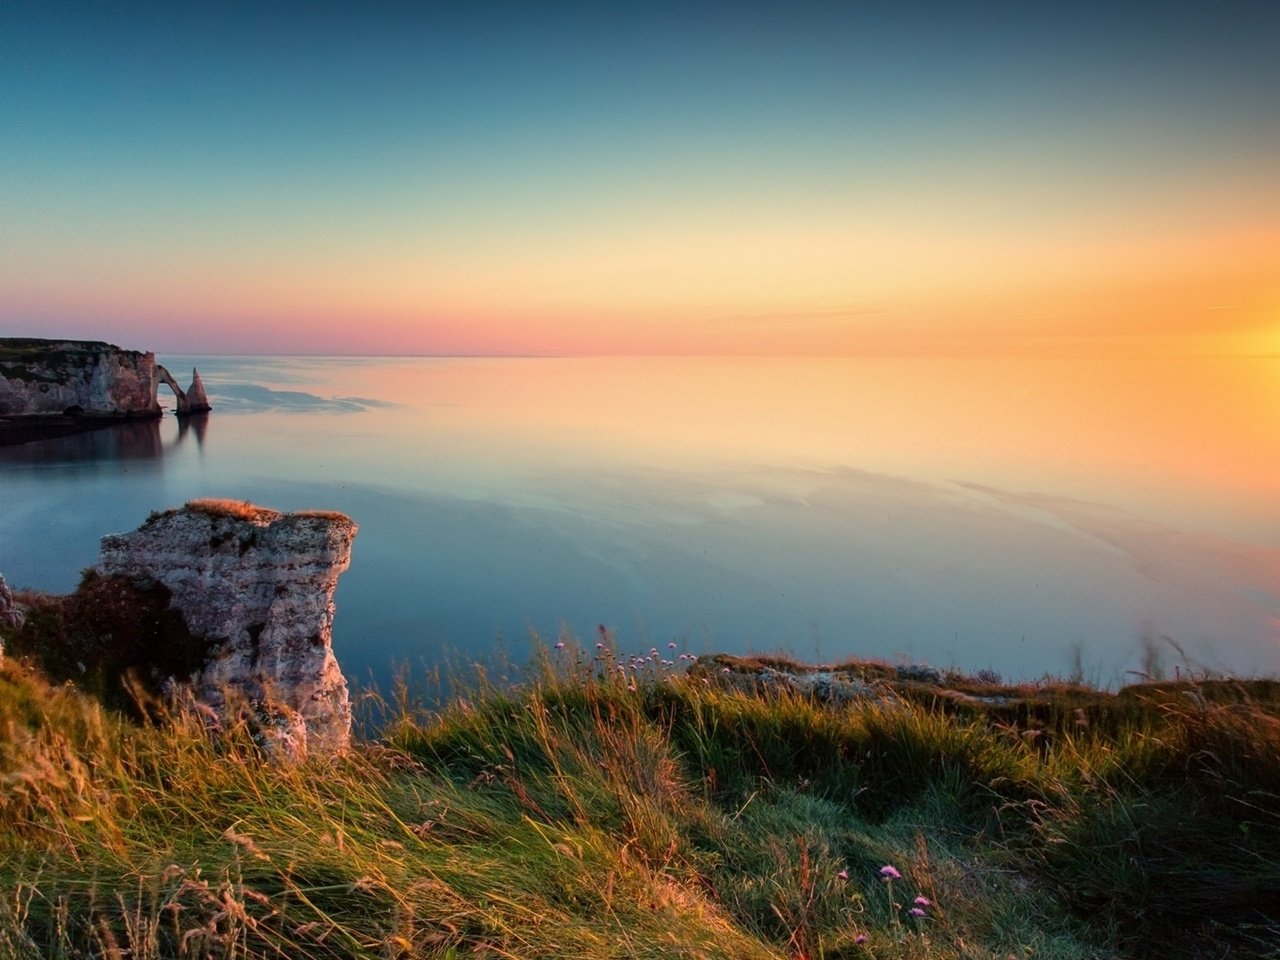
<box><xmin>3</xmin><ymin>1</ymin><xmax>1277</xmax><ymax>354</ymax></box>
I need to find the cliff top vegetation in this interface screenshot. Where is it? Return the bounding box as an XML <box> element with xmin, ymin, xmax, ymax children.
<box><xmin>174</xmin><ymin>498</ymin><xmax>287</xmax><ymax>523</ymax></box>
<box><xmin>144</xmin><ymin>500</ymin><xmax>355</xmax><ymax>527</ymax></box>
<box><xmin>0</xmin><ymin>338</ymin><xmax>139</xmax><ymax>367</ymax></box>
<box><xmin>2</xmin><ymin>634</ymin><xmax>1279</xmax><ymax>959</ymax></box>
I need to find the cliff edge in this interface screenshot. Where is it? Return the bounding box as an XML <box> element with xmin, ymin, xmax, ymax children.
<box><xmin>1</xmin><ymin>339</ymin><xmax>212</xmax><ymax>445</ymax></box>
<box><xmin>0</xmin><ymin>338</ymin><xmax>161</xmax><ymax>418</ymax></box>
<box><xmin>0</xmin><ymin>501</ymin><xmax>357</xmax><ymax>759</ymax></box>
<box><xmin>97</xmin><ymin>500</ymin><xmax>358</xmax><ymax>757</ymax></box>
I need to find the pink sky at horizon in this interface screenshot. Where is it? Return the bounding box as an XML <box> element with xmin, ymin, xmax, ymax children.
<box><xmin>5</xmin><ymin>209</ymin><xmax>1276</xmax><ymax>358</ymax></box>
<box><xmin>3</xmin><ymin>5</ymin><xmax>1278</xmax><ymax>359</ymax></box>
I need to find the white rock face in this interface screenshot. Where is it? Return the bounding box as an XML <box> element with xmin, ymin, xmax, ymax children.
<box><xmin>0</xmin><ymin>572</ymin><xmax>22</xmax><ymax>660</ymax></box>
<box><xmin>185</xmin><ymin>368</ymin><xmax>212</xmax><ymax>413</ymax></box>
<box><xmin>154</xmin><ymin>364</ymin><xmax>212</xmax><ymax>416</ymax></box>
<box><xmin>97</xmin><ymin>501</ymin><xmax>357</xmax><ymax>757</ymax></box>
<box><xmin>0</xmin><ymin>340</ymin><xmax>161</xmax><ymax>417</ymax></box>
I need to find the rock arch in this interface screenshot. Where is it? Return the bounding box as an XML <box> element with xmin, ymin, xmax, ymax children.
<box><xmin>155</xmin><ymin>366</ymin><xmax>212</xmax><ymax>417</ymax></box>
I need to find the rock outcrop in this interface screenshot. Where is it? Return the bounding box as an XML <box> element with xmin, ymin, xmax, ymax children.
<box><xmin>1</xmin><ymin>340</ymin><xmax>211</xmax><ymax>445</ymax></box>
<box><xmin>97</xmin><ymin>500</ymin><xmax>357</xmax><ymax>758</ymax></box>
<box><xmin>0</xmin><ymin>572</ymin><xmax>21</xmax><ymax>661</ymax></box>
<box><xmin>0</xmin><ymin>573</ymin><xmax>19</xmax><ymax>630</ymax></box>
<box><xmin>155</xmin><ymin>365</ymin><xmax>213</xmax><ymax>417</ymax></box>
<box><xmin>185</xmin><ymin>368</ymin><xmax>212</xmax><ymax>414</ymax></box>
<box><xmin>0</xmin><ymin>339</ymin><xmax>161</xmax><ymax>418</ymax></box>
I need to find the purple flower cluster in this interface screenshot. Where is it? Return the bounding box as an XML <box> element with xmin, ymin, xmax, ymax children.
<box><xmin>835</xmin><ymin>864</ymin><xmax>934</xmax><ymax>946</ymax></box>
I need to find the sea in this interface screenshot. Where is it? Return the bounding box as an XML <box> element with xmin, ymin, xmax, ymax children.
<box><xmin>2</xmin><ymin>355</ymin><xmax>1277</xmax><ymax>686</ymax></box>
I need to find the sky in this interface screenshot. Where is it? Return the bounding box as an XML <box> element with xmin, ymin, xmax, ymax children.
<box><xmin>1</xmin><ymin>1</ymin><xmax>1277</xmax><ymax>356</ymax></box>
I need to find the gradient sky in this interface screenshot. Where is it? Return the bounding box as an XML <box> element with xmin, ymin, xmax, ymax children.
<box><xmin>2</xmin><ymin>1</ymin><xmax>1277</xmax><ymax>356</ymax></box>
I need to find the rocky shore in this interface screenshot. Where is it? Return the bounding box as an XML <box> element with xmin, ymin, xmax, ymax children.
<box><xmin>0</xmin><ymin>338</ymin><xmax>210</xmax><ymax>446</ymax></box>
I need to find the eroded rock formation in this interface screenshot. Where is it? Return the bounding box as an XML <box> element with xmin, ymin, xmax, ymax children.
<box><xmin>185</xmin><ymin>368</ymin><xmax>212</xmax><ymax>414</ymax></box>
<box><xmin>0</xmin><ymin>573</ymin><xmax>19</xmax><ymax>628</ymax></box>
<box><xmin>0</xmin><ymin>339</ymin><xmax>162</xmax><ymax>418</ymax></box>
<box><xmin>0</xmin><ymin>573</ymin><xmax>21</xmax><ymax>660</ymax></box>
<box><xmin>97</xmin><ymin>501</ymin><xmax>357</xmax><ymax>757</ymax></box>
<box><xmin>1</xmin><ymin>341</ymin><xmax>211</xmax><ymax>445</ymax></box>
<box><xmin>155</xmin><ymin>365</ymin><xmax>213</xmax><ymax>416</ymax></box>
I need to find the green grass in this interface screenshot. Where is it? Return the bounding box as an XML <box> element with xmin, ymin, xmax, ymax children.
<box><xmin>2</xmin><ymin>644</ymin><xmax>1279</xmax><ymax>959</ymax></box>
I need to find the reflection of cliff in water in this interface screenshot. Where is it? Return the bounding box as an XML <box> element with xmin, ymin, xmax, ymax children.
<box><xmin>0</xmin><ymin>413</ymin><xmax>207</xmax><ymax>465</ymax></box>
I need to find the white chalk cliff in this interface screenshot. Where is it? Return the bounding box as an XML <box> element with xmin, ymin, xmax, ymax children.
<box><xmin>97</xmin><ymin>501</ymin><xmax>357</xmax><ymax>757</ymax></box>
<box><xmin>0</xmin><ymin>340</ymin><xmax>161</xmax><ymax>417</ymax></box>
<box><xmin>0</xmin><ymin>572</ymin><xmax>21</xmax><ymax>661</ymax></box>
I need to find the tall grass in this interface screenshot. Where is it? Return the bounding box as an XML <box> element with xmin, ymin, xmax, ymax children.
<box><xmin>2</xmin><ymin>646</ymin><xmax>1279</xmax><ymax>958</ymax></box>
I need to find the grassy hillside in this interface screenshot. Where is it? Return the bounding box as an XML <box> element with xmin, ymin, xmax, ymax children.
<box><xmin>2</xmin><ymin>645</ymin><xmax>1279</xmax><ymax>959</ymax></box>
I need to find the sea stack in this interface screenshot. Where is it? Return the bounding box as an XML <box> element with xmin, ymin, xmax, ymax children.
<box><xmin>97</xmin><ymin>500</ymin><xmax>357</xmax><ymax>758</ymax></box>
<box><xmin>184</xmin><ymin>368</ymin><xmax>212</xmax><ymax>414</ymax></box>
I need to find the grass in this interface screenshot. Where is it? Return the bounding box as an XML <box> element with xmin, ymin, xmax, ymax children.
<box><xmin>1</xmin><ymin>641</ymin><xmax>1279</xmax><ymax>958</ymax></box>
<box><xmin>162</xmin><ymin>500</ymin><xmax>286</xmax><ymax>524</ymax></box>
<box><xmin>145</xmin><ymin>500</ymin><xmax>354</xmax><ymax>527</ymax></box>
<box><xmin>0</xmin><ymin>338</ymin><xmax>134</xmax><ymax>385</ymax></box>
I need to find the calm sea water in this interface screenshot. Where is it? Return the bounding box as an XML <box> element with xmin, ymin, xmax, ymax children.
<box><xmin>2</xmin><ymin>356</ymin><xmax>1277</xmax><ymax>684</ymax></box>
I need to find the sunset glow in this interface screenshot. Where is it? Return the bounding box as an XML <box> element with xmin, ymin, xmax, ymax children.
<box><xmin>2</xmin><ymin>4</ymin><xmax>1277</xmax><ymax>356</ymax></box>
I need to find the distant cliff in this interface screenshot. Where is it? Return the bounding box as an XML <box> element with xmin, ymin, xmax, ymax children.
<box><xmin>0</xmin><ymin>339</ymin><xmax>161</xmax><ymax>418</ymax></box>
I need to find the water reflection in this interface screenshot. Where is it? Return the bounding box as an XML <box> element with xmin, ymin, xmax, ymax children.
<box><xmin>0</xmin><ymin>413</ymin><xmax>206</xmax><ymax>466</ymax></box>
<box><xmin>176</xmin><ymin>413</ymin><xmax>209</xmax><ymax>451</ymax></box>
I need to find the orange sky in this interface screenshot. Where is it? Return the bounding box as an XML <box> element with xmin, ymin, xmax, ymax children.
<box><xmin>2</xmin><ymin>5</ymin><xmax>1278</xmax><ymax>357</ymax></box>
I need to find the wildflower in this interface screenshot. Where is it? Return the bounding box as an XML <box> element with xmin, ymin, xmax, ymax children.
<box><xmin>555</xmin><ymin>641</ymin><xmax>566</xmax><ymax>650</ymax></box>
<box><xmin>913</xmin><ymin>896</ymin><xmax>931</xmax><ymax>907</ymax></box>
<box><xmin>668</xmin><ymin>641</ymin><xmax>677</xmax><ymax>649</ymax></box>
<box><xmin>722</xmin><ymin>667</ymin><xmax>731</xmax><ymax>673</ymax></box>
<box><xmin>837</xmin><ymin>868</ymin><xmax>849</xmax><ymax>880</ymax></box>
<box><xmin>596</xmin><ymin>641</ymin><xmax>605</xmax><ymax>649</ymax></box>
<box><xmin>879</xmin><ymin>865</ymin><xmax>901</xmax><ymax>880</ymax></box>
<box><xmin>854</xmin><ymin>934</ymin><xmax>868</xmax><ymax>944</ymax></box>
<box><xmin>908</xmin><ymin>907</ymin><xmax>927</xmax><ymax>918</ymax></box>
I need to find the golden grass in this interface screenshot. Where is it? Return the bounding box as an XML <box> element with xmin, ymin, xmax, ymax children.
<box><xmin>183</xmin><ymin>499</ymin><xmax>284</xmax><ymax>523</ymax></box>
<box><xmin>2</xmin><ymin>641</ymin><xmax>1278</xmax><ymax>958</ymax></box>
